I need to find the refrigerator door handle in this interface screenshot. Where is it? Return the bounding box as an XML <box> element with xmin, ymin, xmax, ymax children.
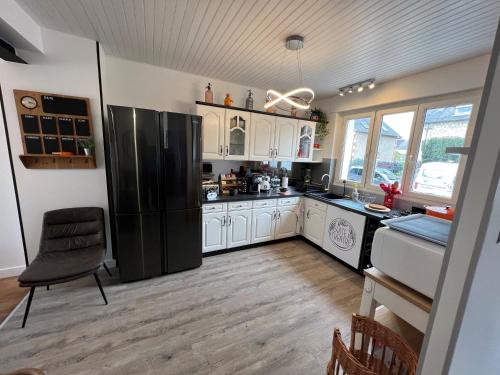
<box><xmin>163</xmin><ymin>115</ymin><xmax>168</xmax><ymax>149</ymax></box>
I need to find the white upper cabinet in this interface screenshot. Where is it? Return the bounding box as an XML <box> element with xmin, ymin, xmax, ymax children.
<box><xmin>249</xmin><ymin>113</ymin><xmax>275</xmax><ymax>161</ymax></box>
<box><xmin>274</xmin><ymin>117</ymin><xmax>297</xmax><ymax>161</ymax></box>
<box><xmin>197</xmin><ymin>105</ymin><xmax>225</xmax><ymax>160</ymax></box>
<box><xmin>295</xmin><ymin>120</ymin><xmax>316</xmax><ymax>162</ymax></box>
<box><xmin>225</xmin><ymin>109</ymin><xmax>250</xmax><ymax>160</ymax></box>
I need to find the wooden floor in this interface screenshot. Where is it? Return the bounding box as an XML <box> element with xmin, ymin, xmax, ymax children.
<box><xmin>0</xmin><ymin>277</ymin><xmax>28</xmax><ymax>325</ymax></box>
<box><xmin>0</xmin><ymin>240</ymin><xmax>421</xmax><ymax>374</ymax></box>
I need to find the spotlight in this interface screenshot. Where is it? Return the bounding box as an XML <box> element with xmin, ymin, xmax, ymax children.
<box><xmin>368</xmin><ymin>81</ymin><xmax>375</xmax><ymax>89</ymax></box>
<box><xmin>339</xmin><ymin>89</ymin><xmax>344</xmax><ymax>96</ymax></box>
<box><xmin>357</xmin><ymin>85</ymin><xmax>364</xmax><ymax>92</ymax></box>
<box><xmin>347</xmin><ymin>87</ymin><xmax>353</xmax><ymax>94</ymax></box>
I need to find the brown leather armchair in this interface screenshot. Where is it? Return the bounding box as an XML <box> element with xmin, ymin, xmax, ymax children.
<box><xmin>17</xmin><ymin>207</ymin><xmax>109</xmax><ymax>328</ymax></box>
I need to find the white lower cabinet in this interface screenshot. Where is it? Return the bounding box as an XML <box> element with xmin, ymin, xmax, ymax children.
<box><xmin>227</xmin><ymin>209</ymin><xmax>252</xmax><ymax>248</ymax></box>
<box><xmin>202</xmin><ymin>212</ymin><xmax>227</xmax><ymax>253</ymax></box>
<box><xmin>303</xmin><ymin>198</ymin><xmax>327</xmax><ymax>246</ymax></box>
<box><xmin>251</xmin><ymin>207</ymin><xmax>276</xmax><ymax>244</ymax></box>
<box><xmin>275</xmin><ymin>206</ymin><xmax>298</xmax><ymax>239</ymax></box>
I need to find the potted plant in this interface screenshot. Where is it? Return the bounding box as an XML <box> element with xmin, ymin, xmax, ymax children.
<box><xmin>310</xmin><ymin>107</ymin><xmax>329</xmax><ymax>141</ymax></box>
<box><xmin>78</xmin><ymin>139</ymin><xmax>94</xmax><ymax>156</ymax></box>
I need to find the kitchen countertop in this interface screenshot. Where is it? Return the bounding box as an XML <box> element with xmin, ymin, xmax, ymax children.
<box><xmin>203</xmin><ymin>186</ymin><xmax>304</xmax><ymax>203</ymax></box>
<box><xmin>203</xmin><ymin>188</ymin><xmax>388</xmax><ymax>220</ymax></box>
<box><xmin>304</xmin><ymin>192</ymin><xmax>387</xmax><ymax>220</ymax></box>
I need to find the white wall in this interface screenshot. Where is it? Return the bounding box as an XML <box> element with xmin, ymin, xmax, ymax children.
<box><xmin>101</xmin><ymin>54</ymin><xmax>268</xmax><ymax>178</ymax></box>
<box><xmin>0</xmin><ymin>28</ymin><xmax>109</xmax><ymax>265</ymax></box>
<box><xmin>102</xmin><ymin>54</ymin><xmax>267</xmax><ymax>114</ymax></box>
<box><xmin>315</xmin><ymin>54</ymin><xmax>490</xmax><ymax>159</ymax></box>
<box><xmin>419</xmin><ymin>37</ymin><xmax>500</xmax><ymax>374</ymax></box>
<box><xmin>0</xmin><ymin>96</ymin><xmax>25</xmax><ymax>277</ymax></box>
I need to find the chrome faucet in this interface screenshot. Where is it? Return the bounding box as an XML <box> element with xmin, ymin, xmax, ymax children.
<box><xmin>321</xmin><ymin>174</ymin><xmax>330</xmax><ymax>191</ymax></box>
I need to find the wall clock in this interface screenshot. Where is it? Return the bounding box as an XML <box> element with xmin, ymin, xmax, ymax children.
<box><xmin>21</xmin><ymin>96</ymin><xmax>38</xmax><ymax>109</ymax></box>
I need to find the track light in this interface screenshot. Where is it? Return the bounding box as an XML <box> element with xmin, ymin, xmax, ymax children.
<box><xmin>338</xmin><ymin>78</ymin><xmax>375</xmax><ymax>97</ymax></box>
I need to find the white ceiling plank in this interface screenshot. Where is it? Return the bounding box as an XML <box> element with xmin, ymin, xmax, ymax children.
<box><xmin>13</xmin><ymin>0</ymin><xmax>500</xmax><ymax>98</ymax></box>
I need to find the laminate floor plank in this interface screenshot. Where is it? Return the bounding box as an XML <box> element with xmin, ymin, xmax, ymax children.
<box><xmin>0</xmin><ymin>240</ymin><xmax>412</xmax><ymax>374</ymax></box>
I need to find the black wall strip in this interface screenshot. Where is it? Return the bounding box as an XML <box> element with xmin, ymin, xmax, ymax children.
<box><xmin>96</xmin><ymin>41</ymin><xmax>117</xmax><ymax>259</ymax></box>
<box><xmin>0</xmin><ymin>85</ymin><xmax>29</xmax><ymax>266</ymax></box>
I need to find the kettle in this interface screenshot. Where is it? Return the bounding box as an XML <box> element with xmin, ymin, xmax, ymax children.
<box><xmin>259</xmin><ymin>175</ymin><xmax>271</xmax><ymax>192</ymax></box>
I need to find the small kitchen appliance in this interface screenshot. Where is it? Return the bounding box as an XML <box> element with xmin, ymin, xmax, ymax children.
<box><xmin>259</xmin><ymin>175</ymin><xmax>271</xmax><ymax>192</ymax></box>
<box><xmin>248</xmin><ymin>175</ymin><xmax>262</xmax><ymax>194</ymax></box>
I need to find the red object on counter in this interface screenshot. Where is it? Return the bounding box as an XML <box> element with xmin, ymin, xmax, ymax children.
<box><xmin>426</xmin><ymin>206</ymin><xmax>455</xmax><ymax>220</ymax></box>
<box><xmin>379</xmin><ymin>181</ymin><xmax>401</xmax><ymax>209</ymax></box>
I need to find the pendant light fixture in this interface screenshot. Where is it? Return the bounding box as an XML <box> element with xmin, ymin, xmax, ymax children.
<box><xmin>264</xmin><ymin>35</ymin><xmax>315</xmax><ymax>110</ymax></box>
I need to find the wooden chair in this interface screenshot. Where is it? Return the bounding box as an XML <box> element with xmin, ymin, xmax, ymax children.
<box><xmin>327</xmin><ymin>314</ymin><xmax>418</xmax><ymax>375</ymax></box>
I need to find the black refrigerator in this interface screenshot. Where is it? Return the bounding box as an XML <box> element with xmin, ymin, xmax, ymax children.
<box><xmin>107</xmin><ymin>105</ymin><xmax>202</xmax><ymax>282</ymax></box>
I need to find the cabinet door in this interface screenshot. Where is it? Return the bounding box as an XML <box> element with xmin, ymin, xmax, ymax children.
<box><xmin>251</xmin><ymin>207</ymin><xmax>276</xmax><ymax>244</ymax></box>
<box><xmin>227</xmin><ymin>209</ymin><xmax>252</xmax><ymax>248</ymax></box>
<box><xmin>295</xmin><ymin>120</ymin><xmax>316</xmax><ymax>162</ymax></box>
<box><xmin>303</xmin><ymin>207</ymin><xmax>326</xmax><ymax>246</ymax></box>
<box><xmin>322</xmin><ymin>205</ymin><xmax>366</xmax><ymax>268</ymax></box>
<box><xmin>275</xmin><ymin>205</ymin><xmax>298</xmax><ymax>239</ymax></box>
<box><xmin>197</xmin><ymin>105</ymin><xmax>224</xmax><ymax>160</ymax></box>
<box><xmin>225</xmin><ymin>109</ymin><xmax>250</xmax><ymax>160</ymax></box>
<box><xmin>274</xmin><ymin>117</ymin><xmax>297</xmax><ymax>161</ymax></box>
<box><xmin>249</xmin><ymin>113</ymin><xmax>275</xmax><ymax>160</ymax></box>
<box><xmin>202</xmin><ymin>212</ymin><xmax>227</xmax><ymax>253</ymax></box>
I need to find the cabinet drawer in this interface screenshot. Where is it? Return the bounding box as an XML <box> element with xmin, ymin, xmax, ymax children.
<box><xmin>278</xmin><ymin>197</ymin><xmax>300</xmax><ymax>206</ymax></box>
<box><xmin>252</xmin><ymin>199</ymin><xmax>277</xmax><ymax>208</ymax></box>
<box><xmin>305</xmin><ymin>197</ymin><xmax>327</xmax><ymax>212</ymax></box>
<box><xmin>228</xmin><ymin>201</ymin><xmax>252</xmax><ymax>211</ymax></box>
<box><xmin>203</xmin><ymin>203</ymin><xmax>227</xmax><ymax>213</ymax></box>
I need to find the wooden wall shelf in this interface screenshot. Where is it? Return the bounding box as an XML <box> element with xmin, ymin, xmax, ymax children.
<box><xmin>19</xmin><ymin>154</ymin><xmax>96</xmax><ymax>169</ymax></box>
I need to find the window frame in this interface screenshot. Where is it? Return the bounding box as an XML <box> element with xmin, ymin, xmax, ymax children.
<box><xmin>402</xmin><ymin>97</ymin><xmax>480</xmax><ymax>203</ymax></box>
<box><xmin>364</xmin><ymin>105</ymin><xmax>419</xmax><ymax>190</ymax></box>
<box><xmin>334</xmin><ymin>95</ymin><xmax>480</xmax><ymax>204</ymax></box>
<box><xmin>335</xmin><ymin>111</ymin><xmax>376</xmax><ymax>187</ymax></box>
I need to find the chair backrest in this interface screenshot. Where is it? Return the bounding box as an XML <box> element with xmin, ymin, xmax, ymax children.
<box><xmin>328</xmin><ymin>328</ymin><xmax>377</xmax><ymax>375</ymax></box>
<box><xmin>349</xmin><ymin>314</ymin><xmax>418</xmax><ymax>375</ymax></box>
<box><xmin>39</xmin><ymin>207</ymin><xmax>105</xmax><ymax>254</ymax></box>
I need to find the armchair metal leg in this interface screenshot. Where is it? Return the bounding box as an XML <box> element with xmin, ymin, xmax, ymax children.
<box><xmin>22</xmin><ymin>287</ymin><xmax>36</xmax><ymax>328</ymax></box>
<box><xmin>46</xmin><ymin>285</ymin><xmax>49</xmax><ymax>291</ymax></box>
<box><xmin>93</xmin><ymin>273</ymin><xmax>108</xmax><ymax>305</ymax></box>
<box><xmin>103</xmin><ymin>263</ymin><xmax>112</xmax><ymax>277</ymax></box>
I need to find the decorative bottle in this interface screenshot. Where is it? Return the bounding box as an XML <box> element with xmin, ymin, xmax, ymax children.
<box><xmin>245</xmin><ymin>89</ymin><xmax>254</xmax><ymax>110</ymax></box>
<box><xmin>205</xmin><ymin>83</ymin><xmax>213</xmax><ymax>103</ymax></box>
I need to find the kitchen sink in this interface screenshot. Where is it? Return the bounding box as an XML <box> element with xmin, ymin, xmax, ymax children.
<box><xmin>307</xmin><ymin>191</ymin><xmax>344</xmax><ymax>200</ymax></box>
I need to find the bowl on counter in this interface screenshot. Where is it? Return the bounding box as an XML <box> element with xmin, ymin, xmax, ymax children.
<box><xmin>356</xmin><ymin>194</ymin><xmax>377</xmax><ymax>205</ymax></box>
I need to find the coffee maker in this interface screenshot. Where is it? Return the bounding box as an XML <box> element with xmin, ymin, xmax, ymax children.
<box><xmin>247</xmin><ymin>174</ymin><xmax>262</xmax><ymax>194</ymax></box>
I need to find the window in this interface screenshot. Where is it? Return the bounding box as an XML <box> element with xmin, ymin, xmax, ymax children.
<box><xmin>339</xmin><ymin>115</ymin><xmax>373</xmax><ymax>183</ymax></box>
<box><xmin>336</xmin><ymin>97</ymin><xmax>478</xmax><ymax>202</ymax></box>
<box><xmin>369</xmin><ymin>110</ymin><xmax>415</xmax><ymax>186</ymax></box>
<box><xmin>410</xmin><ymin>104</ymin><xmax>474</xmax><ymax>198</ymax></box>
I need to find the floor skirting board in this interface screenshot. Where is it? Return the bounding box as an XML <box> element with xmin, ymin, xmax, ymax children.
<box><xmin>0</xmin><ymin>265</ymin><xmax>25</xmax><ymax>278</ymax></box>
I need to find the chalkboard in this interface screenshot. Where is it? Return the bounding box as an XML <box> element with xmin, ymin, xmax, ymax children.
<box><xmin>40</xmin><ymin>116</ymin><xmax>57</xmax><ymax>134</ymax></box>
<box><xmin>43</xmin><ymin>136</ymin><xmax>60</xmax><ymax>154</ymax></box>
<box><xmin>21</xmin><ymin>115</ymin><xmax>39</xmax><ymax>133</ymax></box>
<box><xmin>25</xmin><ymin>135</ymin><xmax>43</xmax><ymax>154</ymax></box>
<box><xmin>42</xmin><ymin>95</ymin><xmax>88</xmax><ymax>116</ymax></box>
<box><xmin>75</xmin><ymin>118</ymin><xmax>91</xmax><ymax>136</ymax></box>
<box><xmin>58</xmin><ymin>117</ymin><xmax>74</xmax><ymax>135</ymax></box>
<box><xmin>61</xmin><ymin>137</ymin><xmax>76</xmax><ymax>154</ymax></box>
